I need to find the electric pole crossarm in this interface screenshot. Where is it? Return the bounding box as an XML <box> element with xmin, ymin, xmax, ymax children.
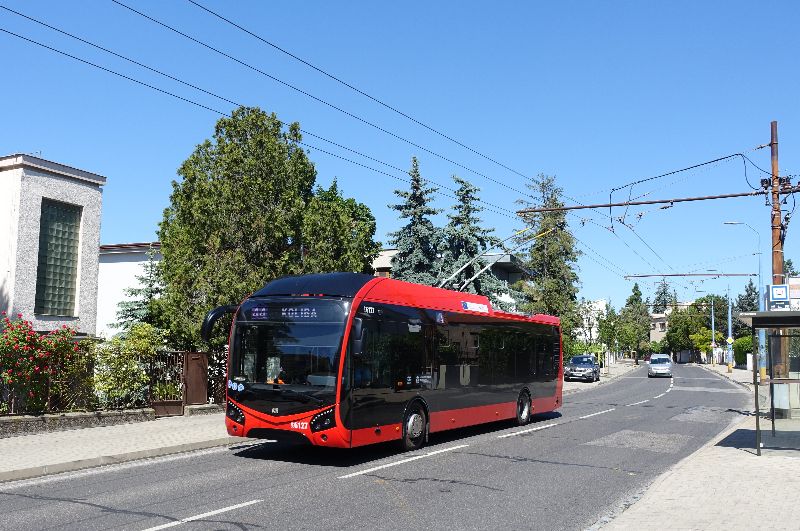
<box><xmin>515</xmin><ymin>188</ymin><xmax>798</xmax><ymax>215</ymax></box>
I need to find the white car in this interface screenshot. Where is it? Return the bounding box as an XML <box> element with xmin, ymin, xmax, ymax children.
<box><xmin>648</xmin><ymin>354</ymin><xmax>673</xmax><ymax>378</ymax></box>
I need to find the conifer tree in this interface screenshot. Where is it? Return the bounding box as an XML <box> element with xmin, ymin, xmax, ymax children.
<box><xmin>515</xmin><ymin>174</ymin><xmax>580</xmax><ymax>334</ymax></box>
<box><xmin>437</xmin><ymin>176</ymin><xmax>520</xmax><ymax>309</ymax></box>
<box><xmin>114</xmin><ymin>245</ymin><xmax>163</xmax><ymax>332</ymax></box>
<box><xmin>388</xmin><ymin>157</ymin><xmax>441</xmax><ymax>285</ymax></box>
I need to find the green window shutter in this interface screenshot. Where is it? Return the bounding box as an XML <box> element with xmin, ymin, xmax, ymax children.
<box><xmin>34</xmin><ymin>199</ymin><xmax>82</xmax><ymax>316</ymax></box>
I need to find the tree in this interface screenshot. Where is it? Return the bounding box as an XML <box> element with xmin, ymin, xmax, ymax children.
<box><xmin>159</xmin><ymin>106</ymin><xmax>379</xmax><ymax>349</ymax></box>
<box><xmin>300</xmin><ymin>180</ymin><xmax>381</xmax><ymax>274</ymax></box>
<box><xmin>784</xmin><ymin>258</ymin><xmax>798</xmax><ymax>278</ymax></box>
<box><xmin>691</xmin><ymin>294</ymin><xmax>729</xmax><ymax>338</ymax></box>
<box><xmin>689</xmin><ymin>327</ymin><xmax>723</xmax><ymax>356</ymax></box>
<box><xmin>598</xmin><ymin>302</ymin><xmax>619</xmax><ymax>353</ymax></box>
<box><xmin>388</xmin><ymin>157</ymin><xmax>442</xmax><ymax>285</ymax></box>
<box><xmin>619</xmin><ymin>283</ymin><xmax>651</xmax><ymax>354</ymax></box>
<box><xmin>652</xmin><ymin>280</ymin><xmax>676</xmax><ymax>313</ymax></box>
<box><xmin>436</xmin><ymin>176</ymin><xmax>520</xmax><ymax>309</ymax></box>
<box><xmin>664</xmin><ymin>305</ymin><xmax>703</xmax><ymax>354</ymax></box>
<box><xmin>733</xmin><ymin>278</ymin><xmax>759</xmax><ymax>338</ymax></box>
<box><xmin>515</xmin><ymin>174</ymin><xmax>580</xmax><ymax>339</ymax></box>
<box><xmin>575</xmin><ymin>298</ymin><xmax>602</xmax><ymax>344</ymax></box>
<box><xmin>114</xmin><ymin>244</ymin><xmax>163</xmax><ymax>332</ymax></box>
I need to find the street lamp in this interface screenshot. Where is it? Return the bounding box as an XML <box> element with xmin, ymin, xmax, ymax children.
<box><xmin>724</xmin><ymin>221</ymin><xmax>765</xmax><ymax>378</ymax></box>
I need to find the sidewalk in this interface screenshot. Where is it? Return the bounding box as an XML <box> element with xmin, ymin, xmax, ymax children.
<box><xmin>0</xmin><ymin>412</ymin><xmax>244</xmax><ymax>483</ymax></box>
<box><xmin>601</xmin><ymin>362</ymin><xmax>800</xmax><ymax>530</ymax></box>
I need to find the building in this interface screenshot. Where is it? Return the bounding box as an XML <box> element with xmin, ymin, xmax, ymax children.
<box><xmin>575</xmin><ymin>299</ymin><xmax>608</xmax><ymax>344</ymax></box>
<box><xmin>650</xmin><ymin>313</ymin><xmax>669</xmax><ymax>343</ymax></box>
<box><xmin>0</xmin><ymin>154</ymin><xmax>105</xmax><ymax>335</ymax></box>
<box><xmin>96</xmin><ymin>243</ymin><xmax>161</xmax><ymax>338</ymax></box>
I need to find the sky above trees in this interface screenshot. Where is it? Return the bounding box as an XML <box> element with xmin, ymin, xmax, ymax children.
<box><xmin>2</xmin><ymin>0</ymin><xmax>799</xmax><ymax>306</ymax></box>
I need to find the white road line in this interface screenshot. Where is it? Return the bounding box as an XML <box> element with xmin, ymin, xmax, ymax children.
<box><xmin>338</xmin><ymin>444</ymin><xmax>469</xmax><ymax>479</ymax></box>
<box><xmin>578</xmin><ymin>408</ymin><xmax>616</xmax><ymax>419</ymax></box>
<box><xmin>624</xmin><ymin>399</ymin><xmax>649</xmax><ymax>407</ymax></box>
<box><xmin>498</xmin><ymin>422</ymin><xmax>559</xmax><ymax>439</ymax></box>
<box><xmin>141</xmin><ymin>499</ymin><xmax>263</xmax><ymax>531</ymax></box>
<box><xmin>665</xmin><ymin>388</ymin><xmax>672</xmax><ymax>393</ymax></box>
<box><xmin>653</xmin><ymin>393</ymin><xmax>666</xmax><ymax>399</ymax></box>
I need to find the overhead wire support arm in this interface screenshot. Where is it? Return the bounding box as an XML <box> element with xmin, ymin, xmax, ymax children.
<box><xmin>623</xmin><ymin>273</ymin><xmax>757</xmax><ymax>279</ymax></box>
<box><xmin>516</xmin><ymin>188</ymin><xmax>799</xmax><ymax>215</ymax></box>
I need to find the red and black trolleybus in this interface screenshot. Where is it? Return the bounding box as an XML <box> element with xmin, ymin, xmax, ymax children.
<box><xmin>202</xmin><ymin>273</ymin><xmax>562</xmax><ymax>450</ymax></box>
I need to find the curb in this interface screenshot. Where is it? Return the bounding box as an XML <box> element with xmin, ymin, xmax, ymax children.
<box><xmin>697</xmin><ymin>364</ymin><xmax>754</xmax><ymax>391</ymax></box>
<box><xmin>0</xmin><ymin>436</ymin><xmax>243</xmax><ymax>483</ymax></box>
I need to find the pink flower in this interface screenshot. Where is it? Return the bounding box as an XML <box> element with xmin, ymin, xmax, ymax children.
<box><xmin>17</xmin><ymin>313</ymin><xmax>22</xmax><ymax>319</ymax></box>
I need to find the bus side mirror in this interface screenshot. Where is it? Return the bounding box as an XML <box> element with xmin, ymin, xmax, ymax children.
<box><xmin>201</xmin><ymin>305</ymin><xmax>238</xmax><ymax>342</ymax></box>
<box><xmin>351</xmin><ymin>317</ymin><xmax>364</xmax><ymax>355</ymax></box>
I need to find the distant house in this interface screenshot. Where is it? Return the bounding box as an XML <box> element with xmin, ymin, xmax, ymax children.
<box><xmin>0</xmin><ymin>154</ymin><xmax>106</xmax><ymax>336</ymax></box>
<box><xmin>96</xmin><ymin>242</ymin><xmax>161</xmax><ymax>338</ymax></box>
<box><xmin>650</xmin><ymin>313</ymin><xmax>669</xmax><ymax>343</ymax></box>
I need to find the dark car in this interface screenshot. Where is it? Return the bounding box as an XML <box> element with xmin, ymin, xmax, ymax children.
<box><xmin>564</xmin><ymin>355</ymin><xmax>600</xmax><ymax>382</ymax></box>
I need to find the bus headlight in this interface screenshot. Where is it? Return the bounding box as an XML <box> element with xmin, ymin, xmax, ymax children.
<box><xmin>310</xmin><ymin>407</ymin><xmax>336</xmax><ymax>432</ymax></box>
<box><xmin>226</xmin><ymin>401</ymin><xmax>245</xmax><ymax>425</ymax></box>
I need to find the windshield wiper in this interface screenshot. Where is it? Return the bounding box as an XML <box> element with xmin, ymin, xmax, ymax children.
<box><xmin>279</xmin><ymin>388</ymin><xmax>323</xmax><ymax>405</ymax></box>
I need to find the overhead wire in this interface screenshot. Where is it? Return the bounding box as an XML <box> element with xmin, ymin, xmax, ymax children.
<box><xmin>0</xmin><ymin>8</ymin><xmax>517</xmax><ymax>218</ymax></box>
<box><xmin>184</xmin><ymin>0</ymin><xmax>532</xmax><ymax>182</ymax></box>
<box><xmin>108</xmin><ymin>0</ymin><xmax>532</xmax><ymax>198</ymax></box>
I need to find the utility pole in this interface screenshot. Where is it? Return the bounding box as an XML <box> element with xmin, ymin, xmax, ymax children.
<box><xmin>711</xmin><ymin>297</ymin><xmax>716</xmax><ymax>365</ymax></box>
<box><xmin>727</xmin><ymin>287</ymin><xmax>734</xmax><ymax>373</ymax></box>
<box><xmin>771</xmin><ymin>121</ymin><xmax>783</xmax><ymax>284</ymax></box>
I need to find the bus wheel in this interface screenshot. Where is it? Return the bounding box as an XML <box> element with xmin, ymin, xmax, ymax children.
<box><xmin>516</xmin><ymin>390</ymin><xmax>531</xmax><ymax>426</ymax></box>
<box><xmin>402</xmin><ymin>403</ymin><xmax>427</xmax><ymax>451</ymax></box>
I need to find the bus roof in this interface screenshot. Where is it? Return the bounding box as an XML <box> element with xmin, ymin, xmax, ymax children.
<box><xmin>251</xmin><ymin>273</ymin><xmax>560</xmax><ymax>326</ymax></box>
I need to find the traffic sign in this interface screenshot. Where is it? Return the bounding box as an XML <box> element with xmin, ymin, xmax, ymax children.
<box><xmin>726</xmin><ymin>337</ymin><xmax>734</xmax><ymax>345</ymax></box>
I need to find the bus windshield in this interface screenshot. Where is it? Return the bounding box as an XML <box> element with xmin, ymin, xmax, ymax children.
<box><xmin>230</xmin><ymin>297</ymin><xmax>348</xmax><ymax>416</ymax></box>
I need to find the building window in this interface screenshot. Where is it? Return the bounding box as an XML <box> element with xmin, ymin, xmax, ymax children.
<box><xmin>34</xmin><ymin>199</ymin><xmax>82</xmax><ymax>316</ymax></box>
<box><xmin>659</xmin><ymin>322</ymin><xmax>666</xmax><ymax>332</ymax></box>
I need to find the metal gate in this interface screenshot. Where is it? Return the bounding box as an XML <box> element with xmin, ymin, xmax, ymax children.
<box><xmin>149</xmin><ymin>351</ymin><xmax>184</xmax><ymax>417</ymax></box>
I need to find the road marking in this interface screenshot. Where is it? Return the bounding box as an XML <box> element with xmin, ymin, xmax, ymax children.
<box><xmin>338</xmin><ymin>444</ymin><xmax>468</xmax><ymax>479</ymax></box>
<box><xmin>653</xmin><ymin>393</ymin><xmax>666</xmax><ymax>399</ymax></box>
<box><xmin>498</xmin><ymin>422</ymin><xmax>559</xmax><ymax>439</ymax></box>
<box><xmin>578</xmin><ymin>408</ymin><xmax>616</xmax><ymax>419</ymax></box>
<box><xmin>141</xmin><ymin>499</ymin><xmax>262</xmax><ymax>530</ymax></box>
<box><xmin>624</xmin><ymin>399</ymin><xmax>649</xmax><ymax>407</ymax></box>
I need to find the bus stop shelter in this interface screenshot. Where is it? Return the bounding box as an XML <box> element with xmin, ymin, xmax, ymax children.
<box><xmin>737</xmin><ymin>311</ymin><xmax>800</xmax><ymax>456</ymax></box>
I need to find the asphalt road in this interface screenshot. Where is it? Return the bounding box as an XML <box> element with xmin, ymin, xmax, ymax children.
<box><xmin>0</xmin><ymin>364</ymin><xmax>750</xmax><ymax>531</ymax></box>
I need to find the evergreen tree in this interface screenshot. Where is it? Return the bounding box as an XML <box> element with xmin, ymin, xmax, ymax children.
<box><xmin>652</xmin><ymin>279</ymin><xmax>676</xmax><ymax>313</ymax></box>
<box><xmin>514</xmin><ymin>174</ymin><xmax>580</xmax><ymax>343</ymax></box>
<box><xmin>114</xmin><ymin>245</ymin><xmax>163</xmax><ymax>332</ymax></box>
<box><xmin>388</xmin><ymin>157</ymin><xmax>441</xmax><ymax>285</ymax></box>
<box><xmin>436</xmin><ymin>176</ymin><xmax>521</xmax><ymax>309</ymax></box>
<box><xmin>733</xmin><ymin>278</ymin><xmax>759</xmax><ymax>338</ymax></box>
<box><xmin>619</xmin><ymin>283</ymin><xmax>651</xmax><ymax>354</ymax></box>
<box><xmin>159</xmin><ymin>106</ymin><xmax>379</xmax><ymax>349</ymax></box>
<box><xmin>301</xmin><ymin>180</ymin><xmax>381</xmax><ymax>274</ymax></box>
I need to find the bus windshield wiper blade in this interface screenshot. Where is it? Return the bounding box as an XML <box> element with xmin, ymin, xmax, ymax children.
<box><xmin>280</xmin><ymin>388</ymin><xmax>323</xmax><ymax>404</ymax></box>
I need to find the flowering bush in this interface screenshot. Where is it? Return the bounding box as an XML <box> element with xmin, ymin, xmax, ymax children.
<box><xmin>0</xmin><ymin>312</ymin><xmax>80</xmax><ymax>414</ymax></box>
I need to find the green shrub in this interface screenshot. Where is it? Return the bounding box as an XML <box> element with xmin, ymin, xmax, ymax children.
<box><xmin>733</xmin><ymin>336</ymin><xmax>753</xmax><ymax>367</ymax></box>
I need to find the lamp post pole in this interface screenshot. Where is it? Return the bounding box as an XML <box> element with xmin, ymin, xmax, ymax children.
<box><xmin>724</xmin><ymin>221</ymin><xmax>765</xmax><ymax>379</ymax></box>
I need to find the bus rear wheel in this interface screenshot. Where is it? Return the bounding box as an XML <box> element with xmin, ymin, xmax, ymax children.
<box><xmin>402</xmin><ymin>403</ymin><xmax>427</xmax><ymax>451</ymax></box>
<box><xmin>516</xmin><ymin>390</ymin><xmax>532</xmax><ymax>426</ymax></box>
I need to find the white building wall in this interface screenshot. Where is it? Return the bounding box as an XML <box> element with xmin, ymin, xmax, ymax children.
<box><xmin>96</xmin><ymin>247</ymin><xmax>161</xmax><ymax>338</ymax></box>
<box><xmin>0</xmin><ymin>155</ymin><xmax>105</xmax><ymax>335</ymax></box>
<box><xmin>0</xmin><ymin>168</ymin><xmax>22</xmax><ymax>315</ymax></box>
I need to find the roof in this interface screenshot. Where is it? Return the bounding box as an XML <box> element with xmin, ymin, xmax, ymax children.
<box><xmin>99</xmin><ymin>242</ymin><xmax>161</xmax><ymax>254</ymax></box>
<box><xmin>737</xmin><ymin>311</ymin><xmax>800</xmax><ymax>328</ymax></box>
<box><xmin>0</xmin><ymin>153</ymin><xmax>106</xmax><ymax>186</ymax></box>
<box><xmin>253</xmin><ymin>273</ymin><xmax>376</xmax><ymax>298</ymax></box>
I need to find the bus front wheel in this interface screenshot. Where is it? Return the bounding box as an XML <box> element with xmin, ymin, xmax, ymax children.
<box><xmin>516</xmin><ymin>390</ymin><xmax>532</xmax><ymax>426</ymax></box>
<box><xmin>402</xmin><ymin>403</ymin><xmax>427</xmax><ymax>451</ymax></box>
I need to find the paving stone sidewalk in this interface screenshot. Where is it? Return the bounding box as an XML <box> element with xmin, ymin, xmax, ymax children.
<box><xmin>601</xmin><ymin>362</ymin><xmax>800</xmax><ymax>530</ymax></box>
<box><xmin>0</xmin><ymin>412</ymin><xmax>242</xmax><ymax>483</ymax></box>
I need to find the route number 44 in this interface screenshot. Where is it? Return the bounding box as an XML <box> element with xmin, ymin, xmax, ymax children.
<box><xmin>290</xmin><ymin>421</ymin><xmax>308</xmax><ymax>430</ymax></box>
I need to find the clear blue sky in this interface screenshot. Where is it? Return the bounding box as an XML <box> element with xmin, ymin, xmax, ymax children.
<box><xmin>2</xmin><ymin>0</ymin><xmax>799</xmax><ymax>308</ymax></box>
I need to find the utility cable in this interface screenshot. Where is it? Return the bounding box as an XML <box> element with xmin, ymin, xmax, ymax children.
<box><xmin>109</xmin><ymin>0</ymin><xmax>531</xmax><ymax>198</ymax></box>
<box><xmin>185</xmin><ymin>0</ymin><xmax>532</xmax><ymax>183</ymax></box>
<box><xmin>0</xmin><ymin>9</ymin><xmax>516</xmax><ymax>217</ymax></box>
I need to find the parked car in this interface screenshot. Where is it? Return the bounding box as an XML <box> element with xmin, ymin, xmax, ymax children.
<box><xmin>648</xmin><ymin>354</ymin><xmax>673</xmax><ymax>378</ymax></box>
<box><xmin>564</xmin><ymin>355</ymin><xmax>600</xmax><ymax>382</ymax></box>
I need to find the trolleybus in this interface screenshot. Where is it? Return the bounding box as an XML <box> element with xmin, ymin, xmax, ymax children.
<box><xmin>202</xmin><ymin>273</ymin><xmax>562</xmax><ymax>450</ymax></box>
